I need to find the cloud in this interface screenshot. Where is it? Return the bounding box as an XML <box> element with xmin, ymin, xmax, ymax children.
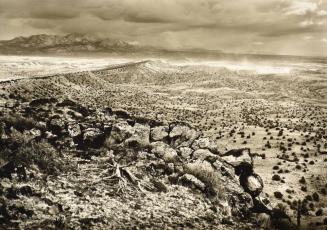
<box><xmin>253</xmin><ymin>41</ymin><xmax>264</xmax><ymax>45</ymax></box>
<box><xmin>318</xmin><ymin>9</ymin><xmax>327</xmax><ymax>15</ymax></box>
<box><xmin>0</xmin><ymin>0</ymin><xmax>326</xmax><ymax>56</ymax></box>
<box><xmin>284</xmin><ymin>0</ymin><xmax>318</xmax><ymax>15</ymax></box>
<box><xmin>303</xmin><ymin>35</ymin><xmax>314</xmax><ymax>40</ymax></box>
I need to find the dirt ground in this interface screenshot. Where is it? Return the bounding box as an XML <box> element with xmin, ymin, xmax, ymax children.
<box><xmin>0</xmin><ymin>56</ymin><xmax>326</xmax><ymax>228</ymax></box>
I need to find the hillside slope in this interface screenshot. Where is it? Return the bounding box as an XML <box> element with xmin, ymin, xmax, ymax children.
<box><xmin>0</xmin><ymin>66</ymin><xmax>297</xmax><ymax>229</ymax></box>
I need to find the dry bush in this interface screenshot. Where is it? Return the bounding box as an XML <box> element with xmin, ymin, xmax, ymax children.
<box><xmin>184</xmin><ymin>160</ymin><xmax>226</xmax><ymax>199</ymax></box>
<box><xmin>2</xmin><ymin>140</ymin><xmax>68</xmax><ymax>175</ymax></box>
<box><xmin>21</xmin><ymin>141</ymin><xmax>68</xmax><ymax>175</ymax></box>
<box><xmin>1</xmin><ymin>114</ymin><xmax>39</xmax><ymax>132</ymax></box>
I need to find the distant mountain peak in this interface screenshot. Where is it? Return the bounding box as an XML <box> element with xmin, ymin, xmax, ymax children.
<box><xmin>0</xmin><ymin>33</ymin><xmax>135</xmax><ymax>54</ymax></box>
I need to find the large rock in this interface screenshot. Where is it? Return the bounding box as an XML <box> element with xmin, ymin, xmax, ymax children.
<box><xmin>178</xmin><ymin>174</ymin><xmax>206</xmax><ymax>191</ymax></box>
<box><xmin>185</xmin><ymin>159</ymin><xmax>254</xmax><ymax>214</ymax></box>
<box><xmin>45</xmin><ymin>131</ymin><xmax>57</xmax><ymax>139</ymax></box>
<box><xmin>29</xmin><ymin>97</ymin><xmax>58</xmax><ymax>107</ymax></box>
<box><xmin>48</xmin><ymin>118</ymin><xmax>66</xmax><ymax>135</ymax></box>
<box><xmin>241</xmin><ymin>173</ymin><xmax>264</xmax><ymax>197</ymax></box>
<box><xmin>179</xmin><ymin>147</ymin><xmax>193</xmax><ymax>160</ymax></box>
<box><xmin>169</xmin><ymin>124</ymin><xmax>200</xmax><ymax>148</ymax></box>
<box><xmin>150</xmin><ymin>126</ymin><xmax>169</xmax><ymax>142</ymax></box>
<box><xmin>151</xmin><ymin>141</ymin><xmax>178</xmax><ymax>163</ymax></box>
<box><xmin>125</xmin><ymin>123</ymin><xmax>150</xmax><ymax>148</ymax></box>
<box><xmin>112</xmin><ymin>108</ymin><xmax>130</xmax><ymax>119</ymax></box>
<box><xmin>191</xmin><ymin>137</ymin><xmax>218</xmax><ymax>154</ymax></box>
<box><xmin>22</xmin><ymin>128</ymin><xmax>41</xmax><ymax>141</ymax></box>
<box><xmin>83</xmin><ymin>128</ymin><xmax>105</xmax><ymax>149</ymax></box>
<box><xmin>67</xmin><ymin>109</ymin><xmax>83</xmax><ymax>120</ymax></box>
<box><xmin>57</xmin><ymin>99</ymin><xmax>89</xmax><ymax>117</ymax></box>
<box><xmin>67</xmin><ymin>123</ymin><xmax>81</xmax><ymax>138</ymax></box>
<box><xmin>106</xmin><ymin>121</ymin><xmax>134</xmax><ymax>146</ymax></box>
<box><xmin>221</xmin><ymin>148</ymin><xmax>253</xmax><ymax>168</ymax></box>
<box><xmin>253</xmin><ymin>193</ymin><xmax>273</xmax><ymax>213</ymax></box>
<box><xmin>192</xmin><ymin>149</ymin><xmax>217</xmax><ymax>161</ymax></box>
<box><xmin>212</xmin><ymin>159</ymin><xmax>236</xmax><ymax>180</ymax></box>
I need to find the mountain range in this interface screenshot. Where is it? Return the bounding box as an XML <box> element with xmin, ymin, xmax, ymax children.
<box><xmin>0</xmin><ymin>33</ymin><xmax>225</xmax><ymax>56</ymax></box>
<box><xmin>0</xmin><ymin>33</ymin><xmax>138</xmax><ymax>54</ymax></box>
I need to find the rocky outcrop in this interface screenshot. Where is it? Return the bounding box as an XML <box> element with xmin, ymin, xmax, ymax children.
<box><xmin>178</xmin><ymin>174</ymin><xmax>206</xmax><ymax>191</ymax></box>
<box><xmin>150</xmin><ymin>126</ymin><xmax>169</xmax><ymax>142</ymax></box>
<box><xmin>0</xmin><ymin>97</ymin><xmax>279</xmax><ymax>229</ymax></box>
<box><xmin>106</xmin><ymin>121</ymin><xmax>134</xmax><ymax>146</ymax></box>
<box><xmin>82</xmin><ymin>128</ymin><xmax>105</xmax><ymax>149</ymax></box>
<box><xmin>150</xmin><ymin>141</ymin><xmax>178</xmax><ymax>162</ymax></box>
<box><xmin>125</xmin><ymin>123</ymin><xmax>150</xmax><ymax>148</ymax></box>
<box><xmin>221</xmin><ymin>148</ymin><xmax>253</xmax><ymax>169</ymax></box>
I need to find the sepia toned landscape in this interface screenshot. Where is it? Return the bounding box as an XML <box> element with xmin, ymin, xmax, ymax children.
<box><xmin>1</xmin><ymin>0</ymin><xmax>327</xmax><ymax>229</ymax></box>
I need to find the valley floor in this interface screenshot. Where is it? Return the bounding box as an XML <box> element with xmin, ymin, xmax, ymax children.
<box><xmin>0</xmin><ymin>57</ymin><xmax>326</xmax><ymax>229</ymax></box>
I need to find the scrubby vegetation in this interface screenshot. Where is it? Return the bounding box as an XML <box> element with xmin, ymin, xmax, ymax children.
<box><xmin>0</xmin><ymin>57</ymin><xmax>326</xmax><ymax>229</ymax></box>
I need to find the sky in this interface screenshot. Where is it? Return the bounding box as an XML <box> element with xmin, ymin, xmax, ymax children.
<box><xmin>0</xmin><ymin>0</ymin><xmax>326</xmax><ymax>56</ymax></box>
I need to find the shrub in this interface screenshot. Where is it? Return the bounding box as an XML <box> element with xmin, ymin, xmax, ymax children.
<box><xmin>274</xmin><ymin>191</ymin><xmax>283</xmax><ymax>199</ymax></box>
<box><xmin>312</xmin><ymin>192</ymin><xmax>320</xmax><ymax>202</ymax></box>
<box><xmin>272</xmin><ymin>174</ymin><xmax>281</xmax><ymax>181</ymax></box>
<box><xmin>10</xmin><ymin>140</ymin><xmax>66</xmax><ymax>175</ymax></box>
<box><xmin>315</xmin><ymin>209</ymin><xmax>323</xmax><ymax>216</ymax></box>
<box><xmin>184</xmin><ymin>160</ymin><xmax>226</xmax><ymax>199</ymax></box>
<box><xmin>273</xmin><ymin>165</ymin><xmax>279</xmax><ymax>170</ymax></box>
<box><xmin>1</xmin><ymin>115</ymin><xmax>38</xmax><ymax>132</ymax></box>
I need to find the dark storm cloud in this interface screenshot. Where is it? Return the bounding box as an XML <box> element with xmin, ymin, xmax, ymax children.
<box><xmin>0</xmin><ymin>0</ymin><xmax>326</xmax><ymax>56</ymax></box>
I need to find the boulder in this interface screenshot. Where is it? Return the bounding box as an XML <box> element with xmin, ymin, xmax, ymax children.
<box><xmin>241</xmin><ymin>173</ymin><xmax>264</xmax><ymax>197</ymax></box>
<box><xmin>253</xmin><ymin>193</ymin><xmax>273</xmax><ymax>213</ymax></box>
<box><xmin>112</xmin><ymin>108</ymin><xmax>130</xmax><ymax>119</ymax></box>
<box><xmin>150</xmin><ymin>126</ymin><xmax>169</xmax><ymax>142</ymax></box>
<box><xmin>22</xmin><ymin>128</ymin><xmax>41</xmax><ymax>141</ymax></box>
<box><xmin>29</xmin><ymin>97</ymin><xmax>58</xmax><ymax>107</ymax></box>
<box><xmin>169</xmin><ymin>124</ymin><xmax>200</xmax><ymax>148</ymax></box>
<box><xmin>125</xmin><ymin>123</ymin><xmax>150</xmax><ymax>148</ymax></box>
<box><xmin>67</xmin><ymin>123</ymin><xmax>81</xmax><ymax>138</ymax></box>
<box><xmin>151</xmin><ymin>141</ymin><xmax>178</xmax><ymax>163</ymax></box>
<box><xmin>179</xmin><ymin>147</ymin><xmax>193</xmax><ymax>160</ymax></box>
<box><xmin>221</xmin><ymin>148</ymin><xmax>253</xmax><ymax>168</ymax></box>
<box><xmin>234</xmin><ymin>192</ymin><xmax>254</xmax><ymax>216</ymax></box>
<box><xmin>45</xmin><ymin>131</ymin><xmax>57</xmax><ymax>139</ymax></box>
<box><xmin>83</xmin><ymin>128</ymin><xmax>105</xmax><ymax>149</ymax></box>
<box><xmin>106</xmin><ymin>121</ymin><xmax>134</xmax><ymax>146</ymax></box>
<box><xmin>212</xmin><ymin>159</ymin><xmax>236</xmax><ymax>180</ymax></box>
<box><xmin>48</xmin><ymin>118</ymin><xmax>66</xmax><ymax>135</ymax></box>
<box><xmin>192</xmin><ymin>149</ymin><xmax>217</xmax><ymax>161</ymax></box>
<box><xmin>67</xmin><ymin>110</ymin><xmax>83</xmax><ymax>119</ymax></box>
<box><xmin>57</xmin><ymin>99</ymin><xmax>89</xmax><ymax>117</ymax></box>
<box><xmin>191</xmin><ymin>137</ymin><xmax>218</xmax><ymax>153</ymax></box>
<box><xmin>178</xmin><ymin>174</ymin><xmax>206</xmax><ymax>191</ymax></box>
<box><xmin>57</xmin><ymin>99</ymin><xmax>78</xmax><ymax>107</ymax></box>
<box><xmin>29</xmin><ymin>128</ymin><xmax>41</xmax><ymax>137</ymax></box>
<box><xmin>150</xmin><ymin>179</ymin><xmax>168</xmax><ymax>193</ymax></box>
